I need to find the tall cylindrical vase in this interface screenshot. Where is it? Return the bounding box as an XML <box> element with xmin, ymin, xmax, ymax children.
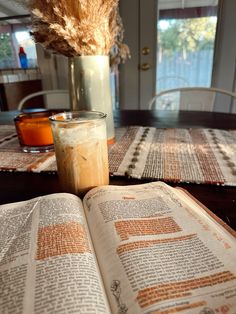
<box><xmin>69</xmin><ymin>55</ymin><xmax>115</xmax><ymax>144</ymax></box>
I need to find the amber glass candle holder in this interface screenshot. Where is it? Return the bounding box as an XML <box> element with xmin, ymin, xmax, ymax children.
<box><xmin>14</xmin><ymin>111</ymin><xmax>55</xmax><ymax>153</ymax></box>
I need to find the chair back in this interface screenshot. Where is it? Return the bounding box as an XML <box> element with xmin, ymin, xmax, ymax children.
<box><xmin>17</xmin><ymin>89</ymin><xmax>69</xmax><ymax>110</ymax></box>
<box><xmin>148</xmin><ymin>87</ymin><xmax>236</xmax><ymax>112</ymax></box>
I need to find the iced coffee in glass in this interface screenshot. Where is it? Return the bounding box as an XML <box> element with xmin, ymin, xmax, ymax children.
<box><xmin>49</xmin><ymin>111</ymin><xmax>109</xmax><ymax>196</ymax></box>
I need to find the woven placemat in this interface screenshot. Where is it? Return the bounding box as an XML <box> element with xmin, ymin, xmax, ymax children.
<box><xmin>0</xmin><ymin>125</ymin><xmax>235</xmax><ymax>185</ymax></box>
<box><xmin>0</xmin><ymin>126</ymin><xmax>127</xmax><ymax>173</ymax></box>
<box><xmin>109</xmin><ymin>126</ymin><xmax>236</xmax><ymax>186</ymax></box>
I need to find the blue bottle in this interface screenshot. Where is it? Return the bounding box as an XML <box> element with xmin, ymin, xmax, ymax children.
<box><xmin>19</xmin><ymin>47</ymin><xmax>28</xmax><ymax>69</ymax></box>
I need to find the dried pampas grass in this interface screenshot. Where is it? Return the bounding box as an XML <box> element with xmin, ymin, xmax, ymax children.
<box><xmin>17</xmin><ymin>0</ymin><xmax>129</xmax><ymax>62</ymax></box>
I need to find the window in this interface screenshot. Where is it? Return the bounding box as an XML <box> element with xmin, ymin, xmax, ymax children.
<box><xmin>15</xmin><ymin>30</ymin><xmax>38</xmax><ymax>68</ymax></box>
<box><xmin>156</xmin><ymin>2</ymin><xmax>218</xmax><ymax>92</ymax></box>
<box><xmin>0</xmin><ymin>24</ymin><xmax>38</xmax><ymax>69</ymax></box>
<box><xmin>0</xmin><ymin>32</ymin><xmax>14</xmax><ymax>68</ymax></box>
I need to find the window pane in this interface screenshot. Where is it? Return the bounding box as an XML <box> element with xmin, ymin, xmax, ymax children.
<box><xmin>156</xmin><ymin>3</ymin><xmax>218</xmax><ymax>92</ymax></box>
<box><xmin>15</xmin><ymin>31</ymin><xmax>38</xmax><ymax>68</ymax></box>
<box><xmin>0</xmin><ymin>33</ymin><xmax>15</xmax><ymax>69</ymax></box>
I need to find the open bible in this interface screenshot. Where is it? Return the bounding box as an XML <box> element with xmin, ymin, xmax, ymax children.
<box><xmin>0</xmin><ymin>182</ymin><xmax>236</xmax><ymax>314</ymax></box>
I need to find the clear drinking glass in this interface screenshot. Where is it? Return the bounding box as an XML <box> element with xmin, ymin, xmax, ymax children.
<box><xmin>49</xmin><ymin>111</ymin><xmax>109</xmax><ymax>196</ymax></box>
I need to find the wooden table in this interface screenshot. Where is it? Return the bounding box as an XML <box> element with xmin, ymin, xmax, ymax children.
<box><xmin>0</xmin><ymin>110</ymin><xmax>236</xmax><ymax>230</ymax></box>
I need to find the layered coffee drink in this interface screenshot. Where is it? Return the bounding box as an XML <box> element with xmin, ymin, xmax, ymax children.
<box><xmin>50</xmin><ymin>112</ymin><xmax>109</xmax><ymax>196</ymax></box>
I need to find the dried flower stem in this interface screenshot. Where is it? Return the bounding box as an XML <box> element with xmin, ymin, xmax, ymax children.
<box><xmin>16</xmin><ymin>0</ymin><xmax>129</xmax><ymax>61</ymax></box>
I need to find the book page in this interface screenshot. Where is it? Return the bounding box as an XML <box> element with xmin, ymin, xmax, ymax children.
<box><xmin>83</xmin><ymin>182</ymin><xmax>236</xmax><ymax>314</ymax></box>
<box><xmin>0</xmin><ymin>193</ymin><xmax>111</xmax><ymax>314</ymax></box>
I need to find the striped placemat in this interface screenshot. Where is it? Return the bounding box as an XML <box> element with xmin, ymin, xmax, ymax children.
<box><xmin>109</xmin><ymin>127</ymin><xmax>236</xmax><ymax>186</ymax></box>
<box><xmin>0</xmin><ymin>125</ymin><xmax>236</xmax><ymax>186</ymax></box>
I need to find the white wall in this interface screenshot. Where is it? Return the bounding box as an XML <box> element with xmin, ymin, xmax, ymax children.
<box><xmin>119</xmin><ymin>0</ymin><xmax>140</xmax><ymax>109</ymax></box>
<box><xmin>212</xmin><ymin>0</ymin><xmax>236</xmax><ymax>113</ymax></box>
<box><xmin>35</xmin><ymin>45</ymin><xmax>70</xmax><ymax>108</ymax></box>
<box><xmin>36</xmin><ymin>45</ymin><xmax>57</xmax><ymax>90</ymax></box>
<box><xmin>119</xmin><ymin>0</ymin><xmax>157</xmax><ymax>110</ymax></box>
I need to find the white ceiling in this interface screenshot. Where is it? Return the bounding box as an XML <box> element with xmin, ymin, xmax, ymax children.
<box><xmin>0</xmin><ymin>0</ymin><xmax>29</xmax><ymax>23</ymax></box>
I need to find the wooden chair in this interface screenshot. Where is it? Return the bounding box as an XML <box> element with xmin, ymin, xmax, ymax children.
<box><xmin>148</xmin><ymin>87</ymin><xmax>236</xmax><ymax>112</ymax></box>
<box><xmin>17</xmin><ymin>89</ymin><xmax>69</xmax><ymax>110</ymax></box>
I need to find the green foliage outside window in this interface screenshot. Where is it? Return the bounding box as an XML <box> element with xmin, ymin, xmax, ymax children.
<box><xmin>0</xmin><ymin>33</ymin><xmax>13</xmax><ymax>59</ymax></box>
<box><xmin>158</xmin><ymin>17</ymin><xmax>217</xmax><ymax>56</ymax></box>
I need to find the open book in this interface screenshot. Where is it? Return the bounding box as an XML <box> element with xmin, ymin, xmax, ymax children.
<box><xmin>1</xmin><ymin>182</ymin><xmax>236</xmax><ymax>314</ymax></box>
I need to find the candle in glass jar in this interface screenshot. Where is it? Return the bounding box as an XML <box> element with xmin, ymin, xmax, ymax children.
<box><xmin>14</xmin><ymin>111</ymin><xmax>55</xmax><ymax>153</ymax></box>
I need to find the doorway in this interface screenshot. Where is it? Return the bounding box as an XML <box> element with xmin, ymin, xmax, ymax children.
<box><xmin>119</xmin><ymin>0</ymin><xmax>236</xmax><ymax>112</ymax></box>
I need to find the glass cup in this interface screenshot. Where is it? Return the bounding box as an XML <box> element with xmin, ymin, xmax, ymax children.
<box><xmin>49</xmin><ymin>111</ymin><xmax>109</xmax><ymax>196</ymax></box>
<box><xmin>14</xmin><ymin>110</ymin><xmax>54</xmax><ymax>153</ymax></box>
